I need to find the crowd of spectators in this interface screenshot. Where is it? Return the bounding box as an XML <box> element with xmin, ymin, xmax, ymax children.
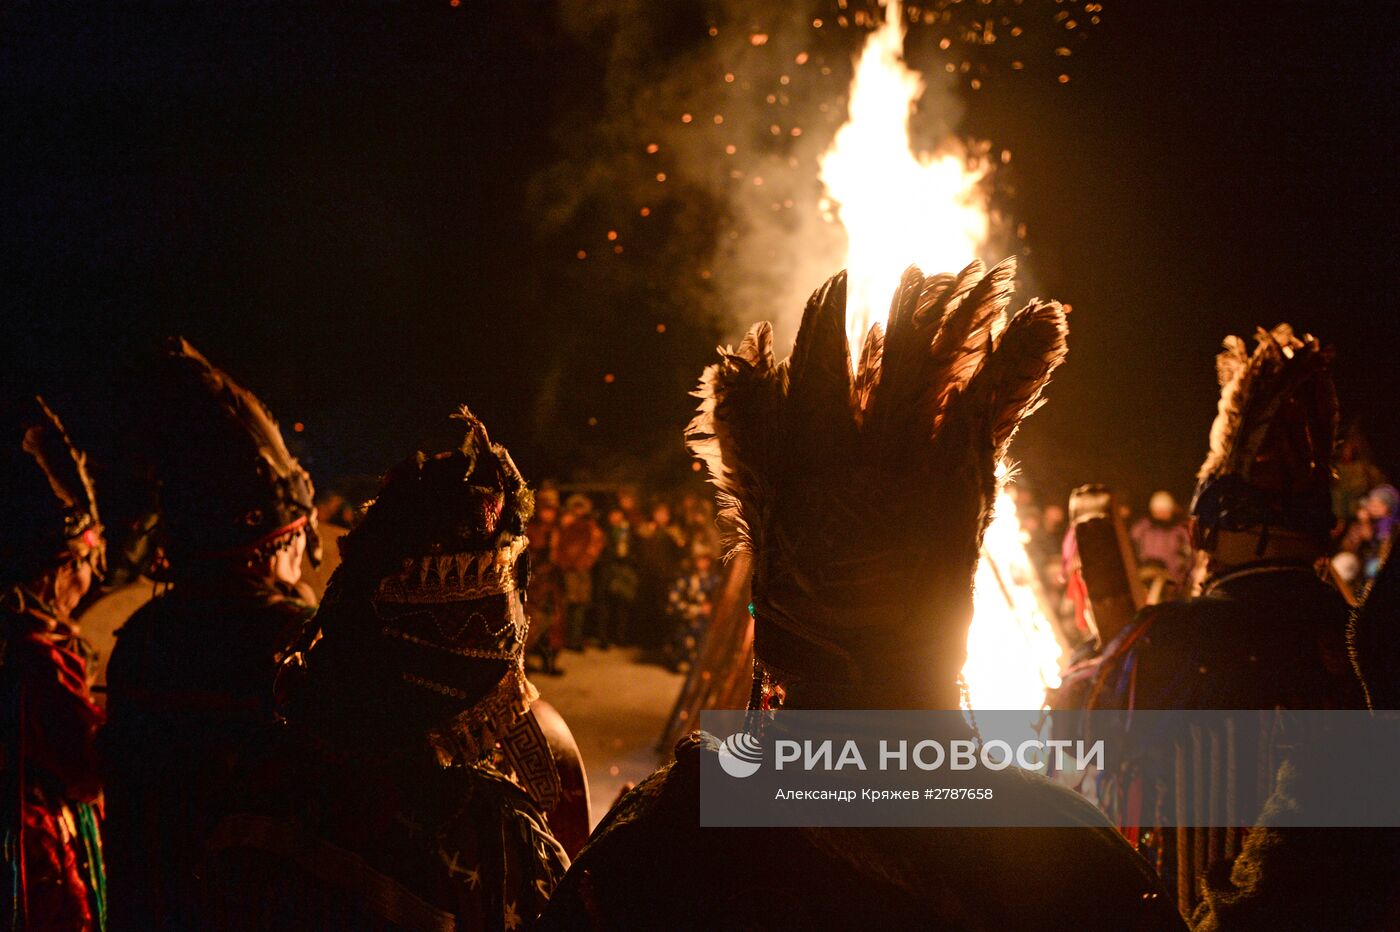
<box><xmin>1018</xmin><ymin>426</ymin><xmax>1394</xmax><ymax>643</ymax></box>
<box><xmin>520</xmin><ymin>483</ymin><xmax>723</xmax><ymax>676</ymax></box>
<box><xmin>314</xmin><ymin>430</ymin><xmax>1395</xmax><ymax>670</ymax></box>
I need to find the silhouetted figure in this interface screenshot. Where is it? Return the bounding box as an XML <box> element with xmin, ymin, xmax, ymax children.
<box><xmin>594</xmin><ymin>507</ymin><xmax>638</xmax><ymax>647</ymax></box>
<box><xmin>1057</xmin><ymin>325</ymin><xmax>1367</xmax><ymax>922</ymax></box>
<box><xmin>542</xmin><ymin>261</ymin><xmax>1183</xmax><ymax>930</ymax></box>
<box><xmin>102</xmin><ymin>340</ymin><xmax>321</xmax><ymax>930</ymax></box>
<box><xmin>0</xmin><ymin>398</ymin><xmax>107</xmax><ymax>930</ymax></box>
<box><xmin>204</xmin><ymin>408</ymin><xmax>571</xmax><ymax>929</ymax></box>
<box><xmin>526</xmin><ymin>489</ymin><xmax>566</xmax><ymax>676</ymax></box>
<box><xmin>551</xmin><ymin>495</ymin><xmax>603</xmax><ymax>651</ymax></box>
<box><xmin>1130</xmin><ymin>490</ymin><xmax>1192</xmax><ymax>597</ymax></box>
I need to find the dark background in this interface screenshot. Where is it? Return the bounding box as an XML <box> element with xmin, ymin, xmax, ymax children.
<box><xmin>4</xmin><ymin>1</ymin><xmax>1396</xmax><ymax>510</ymax></box>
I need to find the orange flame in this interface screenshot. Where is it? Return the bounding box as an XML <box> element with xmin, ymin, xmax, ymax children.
<box><xmin>966</xmin><ymin>483</ymin><xmax>1065</xmax><ymax>711</ymax></box>
<box><xmin>818</xmin><ymin>1</ymin><xmax>1063</xmax><ymax>713</ymax></box>
<box><xmin>818</xmin><ymin>0</ymin><xmax>990</xmax><ymax>355</ymax></box>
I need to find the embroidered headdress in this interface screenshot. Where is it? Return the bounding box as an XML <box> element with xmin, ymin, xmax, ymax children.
<box><xmin>294</xmin><ymin>407</ymin><xmax>559</xmax><ymax>807</ymax></box>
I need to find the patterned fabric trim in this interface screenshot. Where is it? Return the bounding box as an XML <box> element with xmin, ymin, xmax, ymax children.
<box><xmin>377</xmin><ymin>597</ymin><xmax>525</xmax><ymax>662</ymax></box>
<box><xmin>498</xmin><ymin>711</ymin><xmax>562</xmax><ymax>813</ymax></box>
<box><xmin>422</xmin><ymin>664</ymin><xmax>562</xmax><ymax>811</ymax></box>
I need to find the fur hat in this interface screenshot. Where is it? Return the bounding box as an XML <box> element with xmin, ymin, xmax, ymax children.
<box><xmin>1190</xmin><ymin>324</ymin><xmax>1338</xmax><ymax>550</ymax></box>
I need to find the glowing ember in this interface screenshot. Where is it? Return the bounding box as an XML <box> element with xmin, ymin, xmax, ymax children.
<box><xmin>817</xmin><ymin>0</ymin><xmax>1062</xmax><ymax>713</ymax></box>
<box><xmin>818</xmin><ymin>0</ymin><xmax>990</xmax><ymax>355</ymax></box>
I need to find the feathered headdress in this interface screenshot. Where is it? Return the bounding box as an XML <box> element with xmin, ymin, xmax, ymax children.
<box><xmin>135</xmin><ymin>337</ymin><xmax>320</xmax><ymax>570</ymax></box>
<box><xmin>1191</xmin><ymin>324</ymin><xmax>1337</xmax><ymax>549</ymax></box>
<box><xmin>0</xmin><ymin>396</ymin><xmax>104</xmax><ymax>586</ymax></box>
<box><xmin>686</xmin><ymin>258</ymin><xmax>1067</xmax><ymax>707</ymax></box>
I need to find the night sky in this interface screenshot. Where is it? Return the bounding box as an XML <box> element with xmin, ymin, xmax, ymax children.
<box><xmin>4</xmin><ymin>1</ymin><xmax>1397</xmax><ymax>513</ymax></box>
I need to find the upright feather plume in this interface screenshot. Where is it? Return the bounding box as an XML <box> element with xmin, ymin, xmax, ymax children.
<box><xmin>20</xmin><ymin>397</ymin><xmax>100</xmax><ymax>531</ymax></box>
<box><xmin>687</xmin><ymin>258</ymin><xmax>1068</xmax><ymax>565</ymax></box>
<box><xmin>0</xmin><ymin>396</ymin><xmax>104</xmax><ymax>585</ymax></box>
<box><xmin>167</xmin><ymin>337</ymin><xmax>303</xmax><ymax>487</ymax></box>
<box><xmin>1201</xmin><ymin>334</ymin><xmax>1261</xmax><ymax>481</ymax></box>
<box><xmin>686</xmin><ymin>322</ymin><xmax>786</xmax><ymax>560</ymax></box>
<box><xmin>1198</xmin><ymin>323</ymin><xmax>1337</xmax><ymax>490</ymax></box>
<box><xmin>132</xmin><ymin>337</ymin><xmax>320</xmax><ymax>567</ymax></box>
<box><xmin>967</xmin><ymin>298</ymin><xmax>1070</xmax><ymax>459</ymax></box>
<box><xmin>864</xmin><ymin>263</ymin><xmax>981</xmax><ymax>441</ymax></box>
<box><xmin>921</xmin><ymin>256</ymin><xmax>1018</xmax><ymax>432</ymax></box>
<box><xmin>686</xmin><ymin>259</ymin><xmax>1067</xmax><ymax>702</ymax></box>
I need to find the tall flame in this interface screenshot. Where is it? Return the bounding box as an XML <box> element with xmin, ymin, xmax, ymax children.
<box><xmin>818</xmin><ymin>0</ymin><xmax>990</xmax><ymax>354</ymax></box>
<box><xmin>818</xmin><ymin>1</ymin><xmax>1063</xmax><ymax>712</ymax></box>
<box><xmin>966</xmin><ymin>485</ymin><xmax>1065</xmax><ymax>710</ymax></box>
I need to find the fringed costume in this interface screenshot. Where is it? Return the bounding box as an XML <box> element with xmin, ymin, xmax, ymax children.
<box><xmin>1182</xmin><ymin>540</ymin><xmax>1400</xmax><ymax>932</ymax></box>
<box><xmin>1053</xmin><ymin>325</ymin><xmax>1368</xmax><ymax>924</ymax></box>
<box><xmin>1</xmin><ymin>398</ymin><xmax>108</xmax><ymax>931</ymax></box>
<box><xmin>541</xmin><ymin>260</ymin><xmax>1184</xmax><ymax>930</ymax></box>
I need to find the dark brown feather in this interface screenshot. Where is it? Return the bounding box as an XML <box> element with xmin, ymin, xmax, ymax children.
<box><xmin>685</xmin><ymin>322</ymin><xmax>787</xmax><ymax>560</ymax></box>
<box><xmin>964</xmin><ymin>299</ymin><xmax>1069</xmax><ymax>457</ymax></box>
<box><xmin>922</xmin><ymin>257</ymin><xmax>1016</xmax><ymax>433</ymax></box>
<box><xmin>862</xmin><ymin>266</ymin><xmax>942</xmax><ymax>460</ymax></box>
<box><xmin>785</xmin><ymin>271</ymin><xmax>856</xmax><ymax>464</ymax></box>
<box><xmin>1199</xmin><ymin>324</ymin><xmax>1337</xmax><ymax>494</ymax></box>
<box><xmin>21</xmin><ymin>397</ymin><xmax>99</xmax><ymax>523</ymax></box>
<box><xmin>851</xmin><ymin>322</ymin><xmax>885</xmax><ymax>427</ymax></box>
